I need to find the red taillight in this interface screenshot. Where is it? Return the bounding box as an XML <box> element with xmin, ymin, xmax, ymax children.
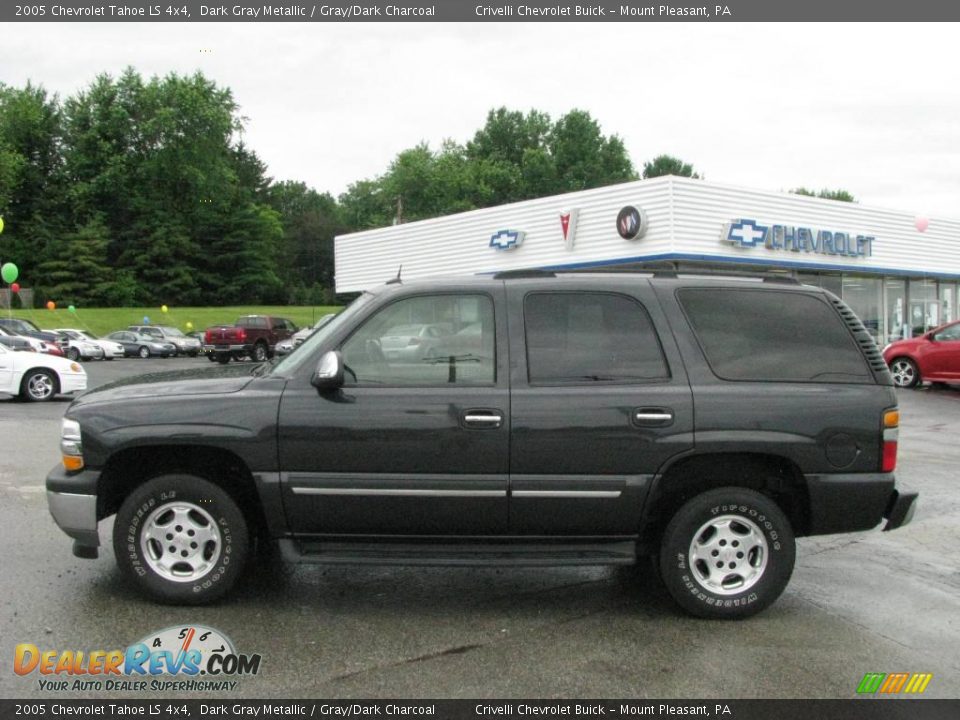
<box><xmin>237</xmin><ymin>328</ymin><xmax>247</xmax><ymax>342</ymax></box>
<box><xmin>882</xmin><ymin>441</ymin><xmax>898</xmax><ymax>472</ymax></box>
<box><xmin>882</xmin><ymin>409</ymin><xmax>899</xmax><ymax>473</ymax></box>
<box><xmin>204</xmin><ymin>329</ymin><xmax>212</xmax><ymax>343</ymax></box>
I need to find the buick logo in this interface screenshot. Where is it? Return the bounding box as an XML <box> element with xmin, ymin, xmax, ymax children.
<box><xmin>617</xmin><ymin>206</ymin><xmax>648</xmax><ymax>241</ymax></box>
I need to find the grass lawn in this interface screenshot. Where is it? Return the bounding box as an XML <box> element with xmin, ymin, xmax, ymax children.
<box><xmin>10</xmin><ymin>305</ymin><xmax>343</xmax><ymax>338</ymax></box>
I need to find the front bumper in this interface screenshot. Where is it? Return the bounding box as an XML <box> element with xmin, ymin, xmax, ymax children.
<box><xmin>46</xmin><ymin>465</ymin><xmax>100</xmax><ymax>558</ymax></box>
<box><xmin>805</xmin><ymin>472</ymin><xmax>917</xmax><ymax>535</ymax></box>
<box><xmin>59</xmin><ymin>372</ymin><xmax>87</xmax><ymax>395</ymax></box>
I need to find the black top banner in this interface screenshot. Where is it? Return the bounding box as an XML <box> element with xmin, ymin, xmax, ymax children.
<box><xmin>4</xmin><ymin>0</ymin><xmax>960</xmax><ymax>22</ymax></box>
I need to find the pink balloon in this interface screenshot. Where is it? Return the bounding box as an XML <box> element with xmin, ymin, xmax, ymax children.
<box><xmin>10</xmin><ymin>282</ymin><xmax>19</xmax><ymax>294</ymax></box>
<box><xmin>915</xmin><ymin>217</ymin><xmax>929</xmax><ymax>232</ymax></box>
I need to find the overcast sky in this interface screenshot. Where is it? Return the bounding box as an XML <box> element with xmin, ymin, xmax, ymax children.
<box><xmin>3</xmin><ymin>22</ymin><xmax>958</xmax><ymax>218</ymax></box>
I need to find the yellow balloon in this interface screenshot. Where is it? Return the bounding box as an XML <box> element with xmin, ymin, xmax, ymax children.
<box><xmin>186</xmin><ymin>321</ymin><xmax>194</xmax><ymax>330</ymax></box>
<box><xmin>161</xmin><ymin>305</ymin><xmax>169</xmax><ymax>313</ymax></box>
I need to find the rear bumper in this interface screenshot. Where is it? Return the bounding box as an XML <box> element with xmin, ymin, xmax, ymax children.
<box><xmin>883</xmin><ymin>489</ymin><xmax>918</xmax><ymax>531</ymax></box>
<box><xmin>46</xmin><ymin>465</ymin><xmax>100</xmax><ymax>558</ymax></box>
<box><xmin>805</xmin><ymin>472</ymin><xmax>917</xmax><ymax>535</ymax></box>
<box><xmin>203</xmin><ymin>344</ymin><xmax>246</xmax><ymax>353</ymax></box>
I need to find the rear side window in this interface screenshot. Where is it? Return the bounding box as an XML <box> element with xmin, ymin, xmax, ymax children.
<box><xmin>524</xmin><ymin>292</ymin><xmax>668</xmax><ymax>384</ymax></box>
<box><xmin>678</xmin><ymin>288</ymin><xmax>871</xmax><ymax>382</ymax></box>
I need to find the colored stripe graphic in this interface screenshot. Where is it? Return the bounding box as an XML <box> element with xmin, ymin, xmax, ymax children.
<box><xmin>858</xmin><ymin>672</ymin><xmax>932</xmax><ymax>694</ymax></box>
<box><xmin>857</xmin><ymin>673</ymin><xmax>886</xmax><ymax>694</ymax></box>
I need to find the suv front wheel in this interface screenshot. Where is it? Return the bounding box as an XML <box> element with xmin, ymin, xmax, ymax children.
<box><xmin>659</xmin><ymin>487</ymin><xmax>795</xmax><ymax>619</ymax></box>
<box><xmin>113</xmin><ymin>474</ymin><xmax>249</xmax><ymax>604</ymax></box>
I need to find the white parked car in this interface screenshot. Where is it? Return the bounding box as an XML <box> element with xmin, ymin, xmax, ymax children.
<box><xmin>54</xmin><ymin>329</ymin><xmax>123</xmax><ymax>360</ymax></box>
<box><xmin>0</xmin><ymin>342</ymin><xmax>87</xmax><ymax>402</ymax></box>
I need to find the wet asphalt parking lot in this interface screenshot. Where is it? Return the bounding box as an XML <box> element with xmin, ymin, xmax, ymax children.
<box><xmin>0</xmin><ymin>357</ymin><xmax>958</xmax><ymax>699</ymax></box>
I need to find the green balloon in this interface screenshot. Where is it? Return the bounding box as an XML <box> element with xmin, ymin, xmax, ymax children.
<box><xmin>68</xmin><ymin>305</ymin><xmax>77</xmax><ymax>313</ymax></box>
<box><xmin>1</xmin><ymin>262</ymin><xmax>18</xmax><ymax>284</ymax></box>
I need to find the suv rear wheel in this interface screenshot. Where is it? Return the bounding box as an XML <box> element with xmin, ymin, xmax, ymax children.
<box><xmin>659</xmin><ymin>487</ymin><xmax>795</xmax><ymax>619</ymax></box>
<box><xmin>113</xmin><ymin>474</ymin><xmax>249</xmax><ymax>604</ymax></box>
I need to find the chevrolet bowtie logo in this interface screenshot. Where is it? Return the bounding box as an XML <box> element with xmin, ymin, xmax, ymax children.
<box><xmin>725</xmin><ymin>218</ymin><xmax>769</xmax><ymax>247</ymax></box>
<box><xmin>489</xmin><ymin>229</ymin><xmax>525</xmax><ymax>250</ymax></box>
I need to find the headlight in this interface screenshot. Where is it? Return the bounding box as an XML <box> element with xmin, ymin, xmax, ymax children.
<box><xmin>61</xmin><ymin>418</ymin><xmax>84</xmax><ymax>471</ymax></box>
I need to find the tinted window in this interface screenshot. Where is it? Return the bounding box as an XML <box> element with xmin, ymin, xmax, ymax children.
<box><xmin>678</xmin><ymin>288</ymin><xmax>871</xmax><ymax>382</ymax></box>
<box><xmin>524</xmin><ymin>292</ymin><xmax>668</xmax><ymax>383</ymax></box>
<box><xmin>342</xmin><ymin>294</ymin><xmax>495</xmax><ymax>386</ymax></box>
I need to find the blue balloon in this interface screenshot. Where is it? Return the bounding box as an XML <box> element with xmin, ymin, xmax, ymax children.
<box><xmin>143</xmin><ymin>316</ymin><xmax>150</xmax><ymax>323</ymax></box>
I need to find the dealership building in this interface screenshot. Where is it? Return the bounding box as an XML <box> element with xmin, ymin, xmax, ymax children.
<box><xmin>335</xmin><ymin>176</ymin><xmax>960</xmax><ymax>345</ymax></box>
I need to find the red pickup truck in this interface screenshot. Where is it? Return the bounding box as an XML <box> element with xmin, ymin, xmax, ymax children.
<box><xmin>203</xmin><ymin>315</ymin><xmax>297</xmax><ymax>364</ymax></box>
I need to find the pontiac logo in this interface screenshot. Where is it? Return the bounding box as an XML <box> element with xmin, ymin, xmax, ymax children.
<box><xmin>560</xmin><ymin>210</ymin><xmax>580</xmax><ymax>250</ymax></box>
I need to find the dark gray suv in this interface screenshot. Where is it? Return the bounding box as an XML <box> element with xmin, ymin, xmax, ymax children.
<box><xmin>45</xmin><ymin>271</ymin><xmax>917</xmax><ymax>618</ymax></box>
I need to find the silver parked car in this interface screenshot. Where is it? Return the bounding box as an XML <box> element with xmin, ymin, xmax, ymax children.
<box><xmin>127</xmin><ymin>325</ymin><xmax>202</xmax><ymax>356</ymax></box>
<box><xmin>105</xmin><ymin>331</ymin><xmax>177</xmax><ymax>358</ymax></box>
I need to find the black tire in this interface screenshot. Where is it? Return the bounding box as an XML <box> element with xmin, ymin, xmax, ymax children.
<box><xmin>216</xmin><ymin>353</ymin><xmax>231</xmax><ymax>365</ymax></box>
<box><xmin>659</xmin><ymin>487</ymin><xmax>795</xmax><ymax>619</ymax></box>
<box><xmin>138</xmin><ymin>346</ymin><xmax>150</xmax><ymax>359</ymax></box>
<box><xmin>105</xmin><ymin>357</ymin><xmax>115</xmax><ymax>361</ymax></box>
<box><xmin>207</xmin><ymin>354</ymin><xmax>217</xmax><ymax>363</ymax></box>
<box><xmin>112</xmin><ymin>474</ymin><xmax>249</xmax><ymax>604</ymax></box>
<box><xmin>250</xmin><ymin>342</ymin><xmax>267</xmax><ymax>363</ymax></box>
<box><xmin>20</xmin><ymin>369</ymin><xmax>58</xmax><ymax>402</ymax></box>
<box><xmin>889</xmin><ymin>357</ymin><xmax>920</xmax><ymax>388</ymax></box>
<box><xmin>67</xmin><ymin>347</ymin><xmax>80</xmax><ymax>361</ymax></box>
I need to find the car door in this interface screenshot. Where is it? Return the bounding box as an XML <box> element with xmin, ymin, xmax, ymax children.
<box><xmin>506</xmin><ymin>280</ymin><xmax>694</xmax><ymax>535</ymax></box>
<box><xmin>277</xmin><ymin>288</ymin><xmax>510</xmax><ymax>535</ymax></box>
<box><xmin>0</xmin><ymin>344</ymin><xmax>13</xmax><ymax>394</ymax></box>
<box><xmin>923</xmin><ymin>323</ymin><xmax>960</xmax><ymax>379</ymax></box>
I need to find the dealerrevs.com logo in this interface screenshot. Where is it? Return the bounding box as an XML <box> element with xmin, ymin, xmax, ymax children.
<box><xmin>14</xmin><ymin>625</ymin><xmax>261</xmax><ymax>692</ymax></box>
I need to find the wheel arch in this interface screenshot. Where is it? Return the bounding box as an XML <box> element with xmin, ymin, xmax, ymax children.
<box><xmin>641</xmin><ymin>452</ymin><xmax>811</xmax><ymax>546</ymax></box>
<box><xmin>97</xmin><ymin>445</ymin><xmax>268</xmax><ymax>539</ymax></box>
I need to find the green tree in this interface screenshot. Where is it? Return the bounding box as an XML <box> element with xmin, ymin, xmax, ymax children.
<box><xmin>642</xmin><ymin>154</ymin><xmax>700</xmax><ymax>179</ymax></box>
<box><xmin>34</xmin><ymin>217</ymin><xmax>113</xmax><ymax>306</ymax></box>
<box><xmin>790</xmin><ymin>187</ymin><xmax>856</xmax><ymax>203</ymax></box>
<box><xmin>0</xmin><ymin>82</ymin><xmax>65</xmax><ymax>283</ymax></box>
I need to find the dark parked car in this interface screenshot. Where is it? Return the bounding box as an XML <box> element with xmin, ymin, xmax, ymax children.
<box><xmin>104</xmin><ymin>331</ymin><xmax>177</xmax><ymax>358</ymax></box>
<box><xmin>46</xmin><ymin>272</ymin><xmax>916</xmax><ymax>618</ymax></box>
<box><xmin>0</xmin><ymin>317</ymin><xmax>67</xmax><ymax>352</ymax></box>
<box><xmin>0</xmin><ymin>334</ymin><xmax>35</xmax><ymax>352</ymax></box>
<box><xmin>883</xmin><ymin>320</ymin><xmax>960</xmax><ymax>387</ymax></box>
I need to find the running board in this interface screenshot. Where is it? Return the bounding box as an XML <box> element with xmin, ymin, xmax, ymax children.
<box><xmin>278</xmin><ymin>538</ymin><xmax>637</xmax><ymax>567</ymax></box>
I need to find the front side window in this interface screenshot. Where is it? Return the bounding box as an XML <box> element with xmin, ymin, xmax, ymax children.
<box><xmin>341</xmin><ymin>294</ymin><xmax>495</xmax><ymax>386</ymax></box>
<box><xmin>523</xmin><ymin>292</ymin><xmax>669</xmax><ymax>384</ymax></box>
<box><xmin>678</xmin><ymin>288</ymin><xmax>871</xmax><ymax>383</ymax></box>
<box><xmin>934</xmin><ymin>323</ymin><xmax>960</xmax><ymax>342</ymax></box>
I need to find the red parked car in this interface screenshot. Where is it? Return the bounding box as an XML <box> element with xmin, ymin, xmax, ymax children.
<box><xmin>883</xmin><ymin>320</ymin><xmax>960</xmax><ymax>387</ymax></box>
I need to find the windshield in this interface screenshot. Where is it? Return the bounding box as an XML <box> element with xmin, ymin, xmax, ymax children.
<box><xmin>270</xmin><ymin>293</ymin><xmax>375</xmax><ymax>376</ymax></box>
<box><xmin>159</xmin><ymin>326</ymin><xmax>184</xmax><ymax>336</ymax></box>
<box><xmin>81</xmin><ymin>331</ymin><xmax>99</xmax><ymax>340</ymax></box>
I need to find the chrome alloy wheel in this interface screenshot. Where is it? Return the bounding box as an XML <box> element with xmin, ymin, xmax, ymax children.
<box><xmin>688</xmin><ymin>515</ymin><xmax>768</xmax><ymax>595</ymax></box>
<box><xmin>140</xmin><ymin>502</ymin><xmax>222</xmax><ymax>583</ymax></box>
<box><xmin>891</xmin><ymin>359</ymin><xmax>916</xmax><ymax>387</ymax></box>
<box><xmin>26</xmin><ymin>372</ymin><xmax>56</xmax><ymax>400</ymax></box>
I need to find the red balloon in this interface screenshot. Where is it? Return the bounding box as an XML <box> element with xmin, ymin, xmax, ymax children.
<box><xmin>10</xmin><ymin>283</ymin><xmax>19</xmax><ymax>294</ymax></box>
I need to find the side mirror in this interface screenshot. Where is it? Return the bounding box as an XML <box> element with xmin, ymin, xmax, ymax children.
<box><xmin>311</xmin><ymin>350</ymin><xmax>344</xmax><ymax>390</ymax></box>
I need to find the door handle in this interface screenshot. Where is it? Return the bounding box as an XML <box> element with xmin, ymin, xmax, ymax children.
<box><xmin>632</xmin><ymin>407</ymin><xmax>674</xmax><ymax>427</ymax></box>
<box><xmin>462</xmin><ymin>409</ymin><xmax>504</xmax><ymax>429</ymax></box>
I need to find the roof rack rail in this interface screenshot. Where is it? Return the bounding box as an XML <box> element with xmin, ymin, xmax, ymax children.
<box><xmin>493</xmin><ymin>269</ymin><xmax>557</xmax><ymax>279</ymax></box>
